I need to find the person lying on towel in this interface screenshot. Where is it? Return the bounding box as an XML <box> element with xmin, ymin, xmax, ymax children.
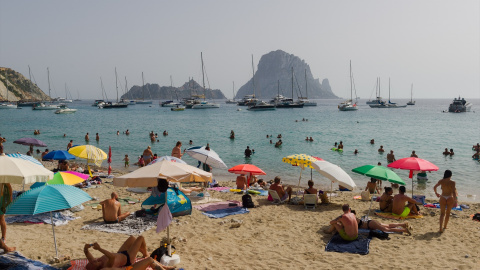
<box><xmin>84</xmin><ymin>236</ymin><xmax>174</xmax><ymax>270</ymax></box>
<box><xmin>328</xmin><ymin>204</ymin><xmax>358</xmax><ymax>241</ymax></box>
<box><xmin>100</xmin><ymin>192</ymin><xmax>130</xmax><ymax>224</ymax></box>
<box><xmin>392</xmin><ymin>186</ymin><xmax>420</xmax><ymax>217</ymax></box>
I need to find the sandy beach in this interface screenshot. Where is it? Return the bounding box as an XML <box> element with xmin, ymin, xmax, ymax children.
<box><xmin>4</xmin><ymin>161</ymin><xmax>480</xmax><ymax>270</ymax></box>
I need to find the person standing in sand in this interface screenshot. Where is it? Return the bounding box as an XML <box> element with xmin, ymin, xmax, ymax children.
<box><xmin>100</xmin><ymin>192</ymin><xmax>130</xmax><ymax>224</ymax></box>
<box><xmin>0</xmin><ymin>238</ymin><xmax>15</xmax><ymax>253</ymax></box>
<box><xmin>142</xmin><ymin>146</ymin><xmax>153</xmax><ymax>164</ymax></box>
<box><xmin>171</xmin><ymin>141</ymin><xmax>184</xmax><ymax>159</ymax></box>
<box><xmin>392</xmin><ymin>186</ymin><xmax>419</xmax><ymax>217</ymax></box>
<box><xmin>433</xmin><ymin>170</ymin><xmax>457</xmax><ymax>233</ymax></box>
<box><xmin>0</xmin><ymin>183</ymin><xmax>12</xmax><ymax>241</ymax></box>
<box><xmin>329</xmin><ymin>204</ymin><xmax>358</xmax><ymax>241</ymax></box>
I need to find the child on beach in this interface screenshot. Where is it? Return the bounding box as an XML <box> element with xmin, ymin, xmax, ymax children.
<box><xmin>123</xmin><ymin>155</ymin><xmax>129</xmax><ymax>167</ymax></box>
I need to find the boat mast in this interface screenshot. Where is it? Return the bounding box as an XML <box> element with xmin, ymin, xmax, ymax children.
<box><xmin>251</xmin><ymin>54</ymin><xmax>256</xmax><ymax>99</ymax></box>
<box><xmin>388</xmin><ymin>77</ymin><xmax>391</xmax><ymax>102</ymax></box>
<box><xmin>47</xmin><ymin>67</ymin><xmax>51</xmax><ymax>100</ymax></box>
<box><xmin>410</xmin><ymin>83</ymin><xmax>413</xmax><ymax>102</ymax></box>
<box><xmin>350</xmin><ymin>60</ymin><xmax>353</xmax><ymax>102</ymax></box>
<box><xmin>291</xmin><ymin>67</ymin><xmax>294</xmax><ymax>99</ymax></box>
<box><xmin>115</xmin><ymin>67</ymin><xmax>119</xmax><ymax>103</ymax></box>
<box><xmin>125</xmin><ymin>77</ymin><xmax>128</xmax><ymax>100</ymax></box>
<box><xmin>201</xmin><ymin>52</ymin><xmax>206</xmax><ymax>101</ymax></box>
<box><xmin>142</xmin><ymin>72</ymin><xmax>145</xmax><ymax>101</ymax></box>
<box><xmin>305</xmin><ymin>69</ymin><xmax>308</xmax><ymax>99</ymax></box>
<box><xmin>232</xmin><ymin>81</ymin><xmax>235</xmax><ymax>101</ymax></box>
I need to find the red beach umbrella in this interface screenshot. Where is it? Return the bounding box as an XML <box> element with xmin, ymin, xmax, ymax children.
<box><xmin>387</xmin><ymin>157</ymin><xmax>439</xmax><ymax>196</ymax></box>
<box><xmin>108</xmin><ymin>146</ymin><xmax>112</xmax><ymax>175</ymax></box>
<box><xmin>228</xmin><ymin>164</ymin><xmax>266</xmax><ymax>189</ymax></box>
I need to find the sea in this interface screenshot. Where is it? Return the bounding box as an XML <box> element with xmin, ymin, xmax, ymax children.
<box><xmin>1</xmin><ymin>99</ymin><xmax>479</xmax><ymax>201</ymax></box>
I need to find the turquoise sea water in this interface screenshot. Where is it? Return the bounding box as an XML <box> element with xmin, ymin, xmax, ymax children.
<box><xmin>1</xmin><ymin>99</ymin><xmax>479</xmax><ymax>201</ymax></box>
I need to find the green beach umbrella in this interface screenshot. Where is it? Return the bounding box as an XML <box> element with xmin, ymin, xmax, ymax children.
<box><xmin>352</xmin><ymin>165</ymin><xmax>405</xmax><ymax>185</ymax></box>
<box><xmin>6</xmin><ymin>184</ymin><xmax>92</xmax><ymax>258</ymax></box>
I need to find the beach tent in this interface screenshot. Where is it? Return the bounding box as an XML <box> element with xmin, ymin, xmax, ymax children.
<box><xmin>141</xmin><ymin>188</ymin><xmax>192</xmax><ymax>217</ymax></box>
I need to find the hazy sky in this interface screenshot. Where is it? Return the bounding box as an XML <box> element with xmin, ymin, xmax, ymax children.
<box><xmin>1</xmin><ymin>0</ymin><xmax>479</xmax><ymax>99</ymax></box>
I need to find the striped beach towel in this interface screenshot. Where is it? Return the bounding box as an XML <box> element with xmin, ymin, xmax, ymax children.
<box><xmin>68</xmin><ymin>257</ymin><xmax>153</xmax><ymax>270</ymax></box>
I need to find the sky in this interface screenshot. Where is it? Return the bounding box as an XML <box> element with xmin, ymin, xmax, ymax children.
<box><xmin>0</xmin><ymin>0</ymin><xmax>479</xmax><ymax>99</ymax></box>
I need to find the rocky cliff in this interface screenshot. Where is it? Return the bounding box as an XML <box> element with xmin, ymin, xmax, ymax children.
<box><xmin>235</xmin><ymin>50</ymin><xmax>338</xmax><ymax>99</ymax></box>
<box><xmin>122</xmin><ymin>79</ymin><xmax>226</xmax><ymax>100</ymax></box>
<box><xmin>0</xmin><ymin>67</ymin><xmax>50</xmax><ymax>101</ymax></box>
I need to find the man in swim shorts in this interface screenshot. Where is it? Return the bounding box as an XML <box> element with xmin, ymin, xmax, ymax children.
<box><xmin>329</xmin><ymin>204</ymin><xmax>358</xmax><ymax>241</ymax></box>
<box><xmin>236</xmin><ymin>174</ymin><xmax>247</xmax><ymax>190</ymax></box>
<box><xmin>392</xmin><ymin>186</ymin><xmax>419</xmax><ymax>217</ymax></box>
<box><xmin>100</xmin><ymin>192</ymin><xmax>130</xmax><ymax>224</ymax></box>
<box><xmin>269</xmin><ymin>176</ymin><xmax>292</xmax><ymax>202</ymax></box>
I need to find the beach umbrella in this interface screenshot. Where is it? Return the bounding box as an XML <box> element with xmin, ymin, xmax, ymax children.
<box><xmin>312</xmin><ymin>158</ymin><xmax>357</xmax><ymax>197</ymax></box>
<box><xmin>0</xmin><ymin>153</ymin><xmax>53</xmax><ymax>185</ymax></box>
<box><xmin>185</xmin><ymin>146</ymin><xmax>227</xmax><ymax>169</ymax></box>
<box><xmin>352</xmin><ymin>165</ymin><xmax>405</xmax><ymax>185</ymax></box>
<box><xmin>13</xmin><ymin>137</ymin><xmax>47</xmax><ymax>147</ymax></box>
<box><xmin>387</xmin><ymin>157</ymin><xmax>439</xmax><ymax>196</ymax></box>
<box><xmin>6</xmin><ymin>153</ymin><xmax>43</xmax><ymax>166</ymax></box>
<box><xmin>282</xmin><ymin>154</ymin><xmax>316</xmax><ymax>190</ymax></box>
<box><xmin>113</xmin><ymin>160</ymin><xmax>212</xmax><ymax>187</ymax></box>
<box><xmin>42</xmin><ymin>150</ymin><xmax>76</xmax><ymax>161</ymax></box>
<box><xmin>47</xmin><ymin>171</ymin><xmax>89</xmax><ymax>185</ymax></box>
<box><xmin>228</xmin><ymin>164</ymin><xmax>266</xmax><ymax>189</ymax></box>
<box><xmin>68</xmin><ymin>145</ymin><xmax>107</xmax><ymax>166</ymax></box>
<box><xmin>6</xmin><ymin>184</ymin><xmax>92</xmax><ymax>258</ymax></box>
<box><xmin>148</xmin><ymin>156</ymin><xmax>187</xmax><ymax>165</ymax></box>
<box><xmin>108</xmin><ymin>146</ymin><xmax>112</xmax><ymax>176</ymax></box>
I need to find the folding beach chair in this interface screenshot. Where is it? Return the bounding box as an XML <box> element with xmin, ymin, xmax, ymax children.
<box><xmin>268</xmin><ymin>189</ymin><xmax>288</xmax><ymax>204</ymax></box>
<box><xmin>303</xmin><ymin>194</ymin><xmax>318</xmax><ymax>210</ymax></box>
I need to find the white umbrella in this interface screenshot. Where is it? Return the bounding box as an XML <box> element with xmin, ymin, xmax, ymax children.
<box><xmin>311</xmin><ymin>158</ymin><xmax>356</xmax><ymax>201</ymax></box>
<box><xmin>0</xmin><ymin>153</ymin><xmax>53</xmax><ymax>184</ymax></box>
<box><xmin>148</xmin><ymin>156</ymin><xmax>187</xmax><ymax>165</ymax></box>
<box><xmin>6</xmin><ymin>153</ymin><xmax>43</xmax><ymax>166</ymax></box>
<box><xmin>185</xmin><ymin>146</ymin><xmax>227</xmax><ymax>169</ymax></box>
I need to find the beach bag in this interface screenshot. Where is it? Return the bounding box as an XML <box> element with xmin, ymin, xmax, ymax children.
<box><xmin>361</xmin><ymin>191</ymin><xmax>371</xmax><ymax>201</ymax></box>
<box><xmin>242</xmin><ymin>194</ymin><xmax>255</xmax><ymax>208</ymax></box>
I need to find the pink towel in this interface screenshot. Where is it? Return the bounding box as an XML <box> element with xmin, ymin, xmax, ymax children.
<box><xmin>68</xmin><ymin>258</ymin><xmax>152</xmax><ymax>270</ymax></box>
<box><xmin>206</xmin><ymin>187</ymin><xmax>231</xmax><ymax>191</ymax></box>
<box><xmin>156</xmin><ymin>205</ymin><xmax>172</xmax><ymax>233</ymax></box>
<box><xmin>193</xmin><ymin>200</ymin><xmax>241</xmax><ymax>212</ymax></box>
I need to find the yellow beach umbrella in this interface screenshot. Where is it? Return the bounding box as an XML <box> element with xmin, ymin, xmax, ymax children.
<box><xmin>282</xmin><ymin>154</ymin><xmax>317</xmax><ymax>190</ymax></box>
<box><xmin>68</xmin><ymin>145</ymin><xmax>107</xmax><ymax>166</ymax></box>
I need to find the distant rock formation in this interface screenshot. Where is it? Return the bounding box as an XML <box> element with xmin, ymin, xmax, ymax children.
<box><xmin>0</xmin><ymin>67</ymin><xmax>50</xmax><ymax>101</ymax></box>
<box><xmin>235</xmin><ymin>50</ymin><xmax>338</xmax><ymax>99</ymax></box>
<box><xmin>122</xmin><ymin>79</ymin><xmax>226</xmax><ymax>100</ymax></box>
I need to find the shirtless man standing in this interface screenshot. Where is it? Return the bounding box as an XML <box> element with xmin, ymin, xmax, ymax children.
<box><xmin>387</xmin><ymin>150</ymin><xmax>396</xmax><ymax>163</ymax></box>
<box><xmin>269</xmin><ymin>176</ymin><xmax>292</xmax><ymax>202</ymax></box>
<box><xmin>100</xmin><ymin>192</ymin><xmax>130</xmax><ymax>224</ymax></box>
<box><xmin>142</xmin><ymin>146</ymin><xmax>153</xmax><ymax>164</ymax></box>
<box><xmin>392</xmin><ymin>186</ymin><xmax>419</xmax><ymax>217</ymax></box>
<box><xmin>85</xmin><ymin>133</ymin><xmax>90</xmax><ymax>142</ymax></box>
<box><xmin>67</xmin><ymin>140</ymin><xmax>73</xmax><ymax>150</ymax></box>
<box><xmin>365</xmin><ymin>178</ymin><xmax>381</xmax><ymax>194</ymax></box>
<box><xmin>329</xmin><ymin>204</ymin><xmax>358</xmax><ymax>241</ymax></box>
<box><xmin>171</xmin><ymin>141</ymin><xmax>184</xmax><ymax>159</ymax></box>
<box><xmin>379</xmin><ymin>187</ymin><xmax>394</xmax><ymax>212</ymax></box>
<box><xmin>433</xmin><ymin>170</ymin><xmax>457</xmax><ymax>233</ymax></box>
<box><xmin>236</xmin><ymin>174</ymin><xmax>247</xmax><ymax>190</ymax></box>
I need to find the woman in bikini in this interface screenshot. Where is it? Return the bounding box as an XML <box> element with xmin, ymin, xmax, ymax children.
<box><xmin>433</xmin><ymin>170</ymin><xmax>457</xmax><ymax>233</ymax></box>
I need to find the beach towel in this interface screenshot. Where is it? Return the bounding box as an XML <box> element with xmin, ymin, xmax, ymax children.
<box><xmin>86</xmin><ymin>197</ymin><xmax>139</xmax><ymax>207</ymax></box>
<box><xmin>0</xmin><ymin>251</ymin><xmax>58</xmax><ymax>270</ymax></box>
<box><xmin>6</xmin><ymin>210</ymin><xmax>78</xmax><ymax>226</ymax></box>
<box><xmin>81</xmin><ymin>215</ymin><xmax>156</xmax><ymax>235</ymax></box>
<box><xmin>202</xmin><ymin>207</ymin><xmax>249</xmax><ymax>219</ymax></box>
<box><xmin>325</xmin><ymin>233</ymin><xmax>371</xmax><ymax>255</ymax></box>
<box><xmin>249</xmin><ymin>189</ymin><xmax>268</xmax><ymax>196</ymax></box>
<box><xmin>423</xmin><ymin>203</ymin><xmax>462</xmax><ymax>211</ymax></box>
<box><xmin>68</xmin><ymin>258</ymin><xmax>152</xmax><ymax>270</ymax></box>
<box><xmin>374</xmin><ymin>211</ymin><xmax>424</xmax><ymax>220</ymax></box>
<box><xmin>156</xmin><ymin>204</ymin><xmax>172</xmax><ymax>233</ymax></box>
<box><xmin>193</xmin><ymin>200</ymin><xmax>241</xmax><ymax>212</ymax></box>
<box><xmin>189</xmin><ymin>196</ymin><xmax>223</xmax><ymax>205</ymax></box>
<box><xmin>206</xmin><ymin>187</ymin><xmax>231</xmax><ymax>192</ymax></box>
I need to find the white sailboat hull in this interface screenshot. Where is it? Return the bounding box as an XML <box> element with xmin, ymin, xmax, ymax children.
<box><xmin>55</xmin><ymin>108</ymin><xmax>77</xmax><ymax>114</ymax></box>
<box><xmin>0</xmin><ymin>104</ymin><xmax>17</xmax><ymax>109</ymax></box>
<box><xmin>192</xmin><ymin>103</ymin><xmax>220</xmax><ymax>109</ymax></box>
<box><xmin>136</xmin><ymin>100</ymin><xmax>153</xmax><ymax>104</ymax></box>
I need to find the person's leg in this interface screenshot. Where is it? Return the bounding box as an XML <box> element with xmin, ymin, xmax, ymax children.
<box><xmin>407</xmin><ymin>203</ymin><xmax>418</xmax><ymax>215</ymax></box>
<box><xmin>0</xmin><ymin>238</ymin><xmax>15</xmax><ymax>253</ymax></box>
<box><xmin>286</xmin><ymin>186</ymin><xmax>293</xmax><ymax>201</ymax></box>
<box><xmin>371</xmin><ymin>220</ymin><xmax>407</xmax><ymax>233</ymax></box>
<box><xmin>443</xmin><ymin>197</ymin><xmax>455</xmax><ymax>230</ymax></box>
<box><xmin>438</xmin><ymin>196</ymin><xmax>447</xmax><ymax>233</ymax></box>
<box><xmin>130</xmin><ymin>257</ymin><xmax>154</xmax><ymax>270</ymax></box>
<box><xmin>118</xmin><ymin>236</ymin><xmax>136</xmax><ymax>252</ymax></box>
<box><xmin>118</xmin><ymin>212</ymin><xmax>131</xmax><ymax>222</ymax></box>
<box><xmin>324</xmin><ymin>224</ymin><xmax>337</xmax><ymax>234</ymax></box>
<box><xmin>127</xmin><ymin>236</ymin><xmax>148</xmax><ymax>260</ymax></box>
<box><xmin>0</xmin><ymin>215</ymin><xmax>6</xmax><ymax>241</ymax></box>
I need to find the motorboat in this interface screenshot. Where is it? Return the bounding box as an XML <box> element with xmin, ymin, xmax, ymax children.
<box><xmin>55</xmin><ymin>108</ymin><xmax>77</xmax><ymax>114</ymax></box>
<box><xmin>192</xmin><ymin>101</ymin><xmax>220</xmax><ymax>109</ymax></box>
<box><xmin>275</xmin><ymin>98</ymin><xmax>304</xmax><ymax>108</ymax></box>
<box><xmin>0</xmin><ymin>103</ymin><xmax>17</xmax><ymax>109</ymax></box>
<box><xmin>99</xmin><ymin>101</ymin><xmax>129</xmax><ymax>109</ymax></box>
<box><xmin>32</xmin><ymin>102</ymin><xmax>61</xmax><ymax>110</ymax></box>
<box><xmin>247</xmin><ymin>101</ymin><xmax>276</xmax><ymax>111</ymax></box>
<box><xmin>237</xmin><ymin>94</ymin><xmax>258</xmax><ymax>106</ymax></box>
<box><xmin>161</xmin><ymin>100</ymin><xmax>181</xmax><ymax>107</ymax></box>
<box><xmin>171</xmin><ymin>105</ymin><xmax>185</xmax><ymax>111</ymax></box>
<box><xmin>448</xmin><ymin>97</ymin><xmax>472</xmax><ymax>113</ymax></box>
<box><xmin>92</xmin><ymin>100</ymin><xmax>105</xmax><ymax>107</ymax></box>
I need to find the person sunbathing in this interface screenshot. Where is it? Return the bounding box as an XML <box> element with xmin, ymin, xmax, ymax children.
<box><xmin>304</xmin><ymin>180</ymin><xmax>317</xmax><ymax>196</ymax></box>
<box><xmin>379</xmin><ymin>187</ymin><xmax>394</xmax><ymax>212</ymax></box>
<box><xmin>328</xmin><ymin>204</ymin><xmax>358</xmax><ymax>241</ymax></box>
<box><xmin>269</xmin><ymin>176</ymin><xmax>292</xmax><ymax>203</ymax></box>
<box><xmin>392</xmin><ymin>186</ymin><xmax>419</xmax><ymax>217</ymax></box>
<box><xmin>100</xmin><ymin>192</ymin><xmax>130</xmax><ymax>224</ymax></box>
<box><xmin>0</xmin><ymin>238</ymin><xmax>15</xmax><ymax>253</ymax></box>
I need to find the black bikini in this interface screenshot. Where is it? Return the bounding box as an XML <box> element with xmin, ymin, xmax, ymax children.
<box><xmin>119</xmin><ymin>250</ymin><xmax>132</xmax><ymax>266</ymax></box>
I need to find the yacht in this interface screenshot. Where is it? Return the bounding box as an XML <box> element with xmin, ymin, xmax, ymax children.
<box><xmin>237</xmin><ymin>94</ymin><xmax>258</xmax><ymax>106</ymax></box>
<box><xmin>247</xmin><ymin>101</ymin><xmax>276</xmax><ymax>111</ymax></box>
<box><xmin>448</xmin><ymin>97</ymin><xmax>472</xmax><ymax>113</ymax></box>
<box><xmin>296</xmin><ymin>69</ymin><xmax>317</xmax><ymax>106</ymax></box>
<box><xmin>33</xmin><ymin>102</ymin><xmax>62</xmax><ymax>110</ymax></box>
<box><xmin>0</xmin><ymin>103</ymin><xmax>17</xmax><ymax>109</ymax></box>
<box><xmin>191</xmin><ymin>52</ymin><xmax>219</xmax><ymax>109</ymax></box>
<box><xmin>375</xmin><ymin>78</ymin><xmax>407</xmax><ymax>108</ymax></box>
<box><xmin>55</xmin><ymin>108</ymin><xmax>77</xmax><ymax>114</ymax></box>
<box><xmin>338</xmin><ymin>61</ymin><xmax>358</xmax><ymax>111</ymax></box>
<box><xmin>160</xmin><ymin>100</ymin><xmax>181</xmax><ymax>107</ymax></box>
<box><xmin>92</xmin><ymin>100</ymin><xmax>105</xmax><ymax>107</ymax></box>
<box><xmin>367</xmin><ymin>77</ymin><xmax>386</xmax><ymax>108</ymax></box>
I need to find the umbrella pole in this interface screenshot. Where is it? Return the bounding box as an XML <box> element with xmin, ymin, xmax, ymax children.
<box><xmin>297</xmin><ymin>168</ymin><xmax>303</xmax><ymax>195</ymax></box>
<box><xmin>50</xmin><ymin>211</ymin><xmax>59</xmax><ymax>259</ymax></box>
<box><xmin>330</xmin><ymin>181</ymin><xmax>332</xmax><ymax>202</ymax></box>
<box><xmin>165</xmin><ymin>190</ymin><xmax>171</xmax><ymax>257</ymax></box>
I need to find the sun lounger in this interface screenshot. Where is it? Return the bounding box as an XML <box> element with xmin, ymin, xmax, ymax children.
<box><xmin>268</xmin><ymin>189</ymin><xmax>287</xmax><ymax>204</ymax></box>
<box><xmin>303</xmin><ymin>194</ymin><xmax>317</xmax><ymax>209</ymax></box>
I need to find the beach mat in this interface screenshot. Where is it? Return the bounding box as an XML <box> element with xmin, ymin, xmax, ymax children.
<box><xmin>374</xmin><ymin>211</ymin><xmax>424</xmax><ymax>220</ymax></box>
<box><xmin>325</xmin><ymin>233</ymin><xmax>371</xmax><ymax>255</ymax></box>
<box><xmin>81</xmin><ymin>215</ymin><xmax>156</xmax><ymax>235</ymax></box>
<box><xmin>86</xmin><ymin>197</ymin><xmax>140</xmax><ymax>207</ymax></box>
<box><xmin>202</xmin><ymin>207</ymin><xmax>249</xmax><ymax>219</ymax></box>
<box><xmin>6</xmin><ymin>210</ymin><xmax>78</xmax><ymax>226</ymax></box>
<box><xmin>0</xmin><ymin>251</ymin><xmax>58</xmax><ymax>270</ymax></box>
<box><xmin>193</xmin><ymin>200</ymin><xmax>241</xmax><ymax>212</ymax></box>
<box><xmin>189</xmin><ymin>196</ymin><xmax>223</xmax><ymax>204</ymax></box>
<box><xmin>424</xmin><ymin>203</ymin><xmax>462</xmax><ymax>211</ymax></box>
<box><xmin>68</xmin><ymin>257</ymin><xmax>152</xmax><ymax>270</ymax></box>
<box><xmin>206</xmin><ymin>187</ymin><xmax>231</xmax><ymax>192</ymax></box>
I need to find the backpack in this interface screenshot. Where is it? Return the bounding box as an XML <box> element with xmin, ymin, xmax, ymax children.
<box><xmin>242</xmin><ymin>194</ymin><xmax>255</xmax><ymax>208</ymax></box>
<box><xmin>473</xmin><ymin>213</ymin><xmax>480</xmax><ymax>222</ymax></box>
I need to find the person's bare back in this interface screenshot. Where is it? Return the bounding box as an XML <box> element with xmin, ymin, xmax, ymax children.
<box><xmin>392</xmin><ymin>188</ymin><xmax>418</xmax><ymax>216</ymax></box>
<box><xmin>236</xmin><ymin>175</ymin><xmax>246</xmax><ymax>190</ymax></box>
<box><xmin>340</xmin><ymin>212</ymin><xmax>358</xmax><ymax>238</ymax></box>
<box><xmin>100</xmin><ymin>193</ymin><xmax>130</xmax><ymax>223</ymax></box>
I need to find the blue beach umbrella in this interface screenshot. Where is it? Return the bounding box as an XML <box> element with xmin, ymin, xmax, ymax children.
<box><xmin>42</xmin><ymin>150</ymin><xmax>76</xmax><ymax>160</ymax></box>
<box><xmin>6</xmin><ymin>153</ymin><xmax>43</xmax><ymax>166</ymax></box>
<box><xmin>6</xmin><ymin>184</ymin><xmax>92</xmax><ymax>258</ymax></box>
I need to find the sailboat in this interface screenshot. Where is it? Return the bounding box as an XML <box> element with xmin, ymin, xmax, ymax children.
<box><xmin>377</xmin><ymin>78</ymin><xmax>407</xmax><ymax>108</ymax></box>
<box><xmin>338</xmin><ymin>61</ymin><xmax>358</xmax><ymax>111</ymax></box>
<box><xmin>275</xmin><ymin>67</ymin><xmax>304</xmax><ymax>108</ymax></box>
<box><xmin>63</xmin><ymin>83</ymin><xmax>73</xmax><ymax>103</ymax></box>
<box><xmin>407</xmin><ymin>83</ymin><xmax>415</xmax><ymax>105</ymax></box>
<box><xmin>136</xmin><ymin>72</ymin><xmax>153</xmax><ymax>104</ymax></box>
<box><xmin>33</xmin><ymin>68</ymin><xmax>61</xmax><ymax>110</ymax></box>
<box><xmin>248</xmin><ymin>55</ymin><xmax>275</xmax><ymax>111</ymax></box>
<box><xmin>74</xmin><ymin>90</ymin><xmax>82</xmax><ymax>101</ymax></box>
<box><xmin>125</xmin><ymin>77</ymin><xmax>136</xmax><ymax>105</ymax></box>
<box><xmin>367</xmin><ymin>77</ymin><xmax>385</xmax><ymax>107</ymax></box>
<box><xmin>161</xmin><ymin>76</ymin><xmax>182</xmax><ymax>107</ymax></box>
<box><xmin>297</xmin><ymin>69</ymin><xmax>317</xmax><ymax>106</ymax></box>
<box><xmin>225</xmin><ymin>81</ymin><xmax>237</xmax><ymax>104</ymax></box>
<box><xmin>0</xmin><ymin>70</ymin><xmax>17</xmax><ymax>109</ymax></box>
<box><xmin>100</xmin><ymin>68</ymin><xmax>128</xmax><ymax>109</ymax></box>
<box><xmin>192</xmin><ymin>52</ymin><xmax>220</xmax><ymax>109</ymax></box>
